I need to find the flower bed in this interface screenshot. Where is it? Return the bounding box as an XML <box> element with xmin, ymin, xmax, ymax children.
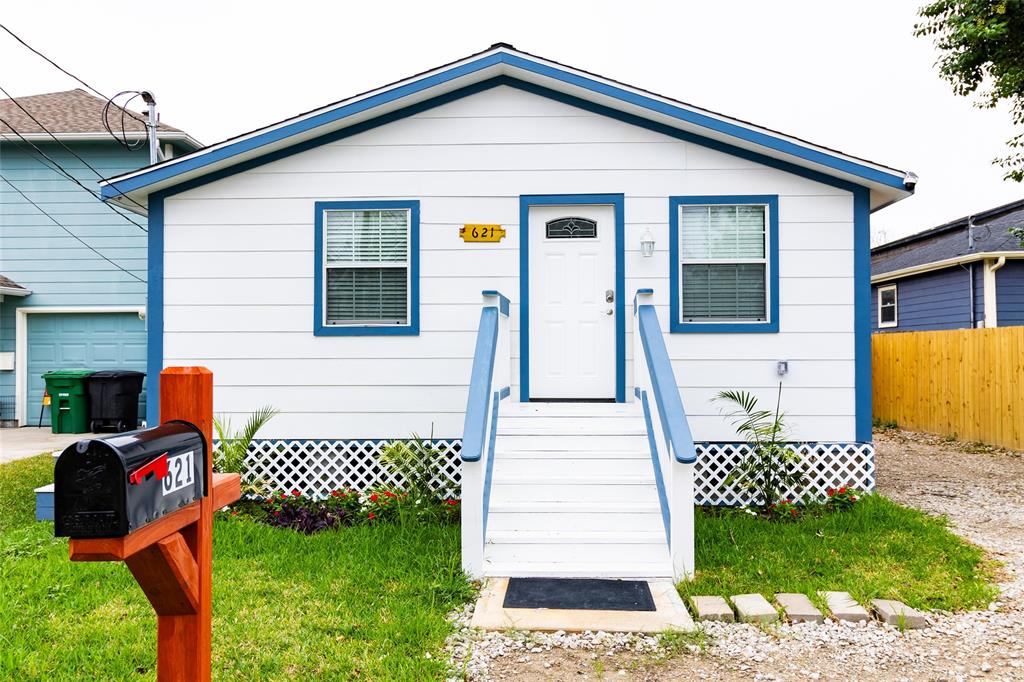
<box><xmin>230</xmin><ymin>487</ymin><xmax>460</xmax><ymax>533</ymax></box>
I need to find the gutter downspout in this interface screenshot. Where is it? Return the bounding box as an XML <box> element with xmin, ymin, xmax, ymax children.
<box><xmin>983</xmin><ymin>256</ymin><xmax>1008</xmax><ymax>328</ymax></box>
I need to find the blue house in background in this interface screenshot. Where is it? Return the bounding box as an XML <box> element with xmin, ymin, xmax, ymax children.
<box><xmin>0</xmin><ymin>89</ymin><xmax>200</xmax><ymax>427</ymax></box>
<box><xmin>871</xmin><ymin>198</ymin><xmax>1024</xmax><ymax>332</ymax></box>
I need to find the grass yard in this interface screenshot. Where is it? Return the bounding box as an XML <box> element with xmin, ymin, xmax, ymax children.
<box><xmin>679</xmin><ymin>495</ymin><xmax>997</xmax><ymax>612</ymax></box>
<box><xmin>0</xmin><ymin>455</ymin><xmax>472</xmax><ymax>681</ymax></box>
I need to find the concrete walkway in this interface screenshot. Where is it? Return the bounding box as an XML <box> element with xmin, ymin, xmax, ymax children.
<box><xmin>0</xmin><ymin>428</ymin><xmax>84</xmax><ymax>464</ymax></box>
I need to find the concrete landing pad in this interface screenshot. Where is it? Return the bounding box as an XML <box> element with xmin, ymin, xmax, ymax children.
<box><xmin>471</xmin><ymin>577</ymin><xmax>694</xmax><ymax>633</ymax></box>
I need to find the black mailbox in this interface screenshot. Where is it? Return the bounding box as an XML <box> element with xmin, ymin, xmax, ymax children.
<box><xmin>54</xmin><ymin>421</ymin><xmax>208</xmax><ymax>538</ymax></box>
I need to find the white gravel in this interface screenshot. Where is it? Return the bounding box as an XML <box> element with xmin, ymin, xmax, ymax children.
<box><xmin>445</xmin><ymin>430</ymin><xmax>1024</xmax><ymax>681</ymax></box>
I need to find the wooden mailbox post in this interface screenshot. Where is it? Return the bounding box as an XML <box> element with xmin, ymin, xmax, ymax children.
<box><xmin>67</xmin><ymin>367</ymin><xmax>239</xmax><ymax>682</ymax></box>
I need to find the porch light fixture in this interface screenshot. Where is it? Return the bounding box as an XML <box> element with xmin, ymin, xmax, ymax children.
<box><xmin>640</xmin><ymin>229</ymin><xmax>655</xmax><ymax>257</ymax></box>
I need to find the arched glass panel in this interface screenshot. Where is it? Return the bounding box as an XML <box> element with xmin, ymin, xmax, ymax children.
<box><xmin>545</xmin><ymin>217</ymin><xmax>597</xmax><ymax>239</ymax></box>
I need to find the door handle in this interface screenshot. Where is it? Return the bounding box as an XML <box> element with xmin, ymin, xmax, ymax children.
<box><xmin>605</xmin><ymin>289</ymin><xmax>615</xmax><ymax>303</ymax></box>
<box><xmin>604</xmin><ymin>308</ymin><xmax>614</xmax><ymax>316</ymax></box>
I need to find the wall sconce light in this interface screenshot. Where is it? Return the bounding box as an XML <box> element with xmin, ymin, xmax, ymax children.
<box><xmin>640</xmin><ymin>229</ymin><xmax>655</xmax><ymax>258</ymax></box>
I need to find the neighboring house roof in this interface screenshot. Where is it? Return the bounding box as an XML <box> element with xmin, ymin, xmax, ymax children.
<box><xmin>872</xmin><ymin>197</ymin><xmax>1024</xmax><ymax>281</ymax></box>
<box><xmin>100</xmin><ymin>43</ymin><xmax>915</xmax><ymax>213</ymax></box>
<box><xmin>0</xmin><ymin>88</ymin><xmax>202</xmax><ymax>148</ymax></box>
<box><xmin>0</xmin><ymin>274</ymin><xmax>31</xmax><ymax>297</ymax></box>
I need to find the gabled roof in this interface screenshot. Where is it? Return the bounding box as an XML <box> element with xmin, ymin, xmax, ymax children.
<box><xmin>0</xmin><ymin>274</ymin><xmax>31</xmax><ymax>297</ymax></box>
<box><xmin>872</xmin><ymin>197</ymin><xmax>1024</xmax><ymax>280</ymax></box>
<box><xmin>0</xmin><ymin>88</ymin><xmax>202</xmax><ymax>148</ymax></box>
<box><xmin>100</xmin><ymin>44</ymin><xmax>915</xmax><ymax>212</ymax></box>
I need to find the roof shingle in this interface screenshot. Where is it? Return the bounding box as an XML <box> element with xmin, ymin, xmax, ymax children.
<box><xmin>0</xmin><ymin>88</ymin><xmax>185</xmax><ymax>137</ymax></box>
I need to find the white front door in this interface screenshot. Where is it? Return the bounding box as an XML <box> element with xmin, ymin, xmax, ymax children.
<box><xmin>528</xmin><ymin>204</ymin><xmax>616</xmax><ymax>400</ymax></box>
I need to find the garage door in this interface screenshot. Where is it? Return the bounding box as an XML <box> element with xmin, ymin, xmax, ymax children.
<box><xmin>27</xmin><ymin>313</ymin><xmax>147</xmax><ymax>427</ymax></box>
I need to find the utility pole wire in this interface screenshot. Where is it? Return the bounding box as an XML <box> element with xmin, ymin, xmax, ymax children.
<box><xmin>0</xmin><ymin>114</ymin><xmax>148</xmax><ymax>232</ymax></box>
<box><xmin>0</xmin><ymin>173</ymin><xmax>147</xmax><ymax>284</ymax></box>
<box><xmin>0</xmin><ymin>81</ymin><xmax>151</xmax><ymax>213</ymax></box>
<box><xmin>0</xmin><ymin>21</ymin><xmax>146</xmax><ymax>125</ymax></box>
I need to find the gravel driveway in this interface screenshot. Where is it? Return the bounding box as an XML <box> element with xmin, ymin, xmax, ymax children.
<box><xmin>448</xmin><ymin>429</ymin><xmax>1024</xmax><ymax>681</ymax></box>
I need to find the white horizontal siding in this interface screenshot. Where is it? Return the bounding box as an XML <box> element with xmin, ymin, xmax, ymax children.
<box><xmin>162</xmin><ymin>85</ymin><xmax>856</xmax><ymax>441</ymax></box>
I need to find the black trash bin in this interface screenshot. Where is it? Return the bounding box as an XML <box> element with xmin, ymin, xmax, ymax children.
<box><xmin>85</xmin><ymin>370</ymin><xmax>146</xmax><ymax>433</ymax></box>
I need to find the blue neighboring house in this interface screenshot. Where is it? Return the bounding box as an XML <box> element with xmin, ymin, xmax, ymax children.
<box><xmin>871</xmin><ymin>198</ymin><xmax>1024</xmax><ymax>332</ymax></box>
<box><xmin>0</xmin><ymin>89</ymin><xmax>201</xmax><ymax>427</ymax></box>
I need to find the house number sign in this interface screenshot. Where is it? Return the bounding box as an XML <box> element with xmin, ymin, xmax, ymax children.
<box><xmin>460</xmin><ymin>224</ymin><xmax>506</xmax><ymax>242</ymax></box>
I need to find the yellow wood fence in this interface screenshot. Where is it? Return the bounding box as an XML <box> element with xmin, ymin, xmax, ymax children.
<box><xmin>872</xmin><ymin>326</ymin><xmax>1024</xmax><ymax>450</ymax></box>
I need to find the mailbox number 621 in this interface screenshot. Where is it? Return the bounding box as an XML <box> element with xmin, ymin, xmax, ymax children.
<box><xmin>162</xmin><ymin>451</ymin><xmax>195</xmax><ymax>496</ymax></box>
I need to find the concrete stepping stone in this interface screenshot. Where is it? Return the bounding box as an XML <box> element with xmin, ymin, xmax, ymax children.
<box><xmin>689</xmin><ymin>595</ymin><xmax>734</xmax><ymax>622</ymax></box>
<box><xmin>775</xmin><ymin>593</ymin><xmax>823</xmax><ymax>624</ymax></box>
<box><xmin>871</xmin><ymin>599</ymin><xmax>928</xmax><ymax>629</ymax></box>
<box><xmin>819</xmin><ymin>591</ymin><xmax>870</xmax><ymax>622</ymax></box>
<box><xmin>731</xmin><ymin>593</ymin><xmax>778</xmax><ymax>623</ymax></box>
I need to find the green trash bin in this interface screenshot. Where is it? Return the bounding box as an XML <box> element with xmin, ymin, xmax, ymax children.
<box><xmin>42</xmin><ymin>369</ymin><xmax>95</xmax><ymax>434</ymax></box>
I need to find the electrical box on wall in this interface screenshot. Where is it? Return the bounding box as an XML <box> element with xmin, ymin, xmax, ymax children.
<box><xmin>0</xmin><ymin>352</ymin><xmax>14</xmax><ymax>371</ymax></box>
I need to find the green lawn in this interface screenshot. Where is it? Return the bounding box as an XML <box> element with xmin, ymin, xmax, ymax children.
<box><xmin>0</xmin><ymin>455</ymin><xmax>471</xmax><ymax>681</ymax></box>
<box><xmin>679</xmin><ymin>496</ymin><xmax>997</xmax><ymax>612</ymax></box>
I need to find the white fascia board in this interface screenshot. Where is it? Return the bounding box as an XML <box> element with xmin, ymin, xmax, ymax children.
<box><xmin>1</xmin><ymin>131</ymin><xmax>203</xmax><ymax>149</ymax></box>
<box><xmin>0</xmin><ymin>286</ymin><xmax>31</xmax><ymax>296</ymax></box>
<box><xmin>871</xmin><ymin>251</ymin><xmax>1024</xmax><ymax>283</ymax></box>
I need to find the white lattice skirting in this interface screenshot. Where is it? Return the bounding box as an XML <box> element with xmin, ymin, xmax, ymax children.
<box><xmin>241</xmin><ymin>439</ymin><xmax>873</xmax><ymax>505</ymax></box>
<box><xmin>694</xmin><ymin>442</ymin><xmax>875</xmax><ymax>506</ymax></box>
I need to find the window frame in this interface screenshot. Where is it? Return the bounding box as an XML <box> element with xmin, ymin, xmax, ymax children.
<box><xmin>313</xmin><ymin>200</ymin><xmax>420</xmax><ymax>336</ymax></box>
<box><xmin>877</xmin><ymin>283</ymin><xmax>898</xmax><ymax>328</ymax></box>
<box><xmin>669</xmin><ymin>195</ymin><xmax>780</xmax><ymax>333</ymax></box>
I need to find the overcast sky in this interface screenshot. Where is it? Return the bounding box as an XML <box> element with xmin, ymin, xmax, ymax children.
<box><xmin>2</xmin><ymin>0</ymin><xmax>1021</xmax><ymax>242</ymax></box>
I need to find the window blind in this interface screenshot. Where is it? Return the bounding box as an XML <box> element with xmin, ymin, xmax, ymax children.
<box><xmin>324</xmin><ymin>209</ymin><xmax>409</xmax><ymax>325</ymax></box>
<box><xmin>679</xmin><ymin>204</ymin><xmax>768</xmax><ymax>322</ymax></box>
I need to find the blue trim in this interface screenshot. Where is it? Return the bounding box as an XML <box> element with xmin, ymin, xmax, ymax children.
<box><xmin>482</xmin><ymin>385</ymin><xmax>510</xmax><ymax>536</ymax></box>
<box><xmin>482</xmin><ymin>290</ymin><xmax>510</xmax><ymax>316</ymax></box>
<box><xmin>635</xmin><ymin>303</ymin><xmax>697</xmax><ymax>463</ymax></box>
<box><xmin>146</xmin><ymin>194</ymin><xmax>164</xmax><ymax>426</ymax></box>
<box><xmin>668</xmin><ymin>195</ymin><xmax>780</xmax><ymax>333</ymax></box>
<box><xmin>638</xmin><ymin>389</ymin><xmax>671</xmax><ymax>545</ymax></box>
<box><xmin>461</xmin><ymin>306</ymin><xmax>499</xmax><ymax>461</ymax></box>
<box><xmin>519</xmin><ymin>193</ymin><xmax>625</xmax><ymax>403</ymax></box>
<box><xmin>103</xmin><ymin>51</ymin><xmax>906</xmax><ymax>199</ymax></box>
<box><xmin>633</xmin><ymin>288</ymin><xmax>654</xmax><ymax>316</ymax></box>
<box><xmin>312</xmin><ymin>200</ymin><xmax>420</xmax><ymax>336</ymax></box>
<box><xmin>853</xmin><ymin>187</ymin><xmax>872</xmax><ymax>442</ymax></box>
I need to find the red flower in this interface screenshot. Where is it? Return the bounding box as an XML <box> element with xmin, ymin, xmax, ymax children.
<box><xmin>267</xmin><ymin>497</ymin><xmax>275</xmax><ymax>503</ymax></box>
<box><xmin>446</xmin><ymin>499</ymin><xmax>458</xmax><ymax>506</ymax></box>
<box><xmin>369</xmin><ymin>493</ymin><xmax>379</xmax><ymax>502</ymax></box>
<box><xmin>384</xmin><ymin>491</ymin><xmax>396</xmax><ymax>498</ymax></box>
<box><xmin>838</xmin><ymin>486</ymin><xmax>847</xmax><ymax>495</ymax></box>
<box><xmin>331</xmin><ymin>490</ymin><xmax>341</xmax><ymax>497</ymax></box>
<box><xmin>273</xmin><ymin>511</ymin><xmax>280</xmax><ymax>517</ymax></box>
<box><xmin>368</xmin><ymin>512</ymin><xmax>376</xmax><ymax>520</ymax></box>
<box><xmin>291</xmin><ymin>489</ymin><xmax>301</xmax><ymax>497</ymax></box>
<box><xmin>790</xmin><ymin>508</ymin><xmax>798</xmax><ymax>516</ymax></box>
<box><xmin>827</xmin><ymin>487</ymin><xmax>835</xmax><ymax>496</ymax></box>
<box><xmin>230</xmin><ymin>510</ymin><xmax>238</xmax><ymax>517</ymax></box>
<box><xmin>850</xmin><ymin>495</ymin><xmax>858</xmax><ymax>502</ymax></box>
<box><xmin>280</xmin><ymin>493</ymin><xmax>288</xmax><ymax>499</ymax></box>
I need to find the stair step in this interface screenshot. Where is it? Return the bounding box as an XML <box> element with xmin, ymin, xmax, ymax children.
<box><xmin>488</xmin><ymin>500</ymin><xmax>661</xmax><ymax>514</ymax></box>
<box><xmin>498</xmin><ymin>424</ymin><xmax>647</xmax><ymax>435</ymax></box>
<box><xmin>487</xmin><ymin>530</ymin><xmax>665</xmax><ymax>544</ymax></box>
<box><xmin>491</xmin><ymin>474</ymin><xmax>654</xmax><ymax>486</ymax></box>
<box><xmin>494</xmin><ymin>449</ymin><xmax>648</xmax><ymax>459</ymax></box>
<box><xmin>502</xmin><ymin>403</ymin><xmax>642</xmax><ymax>417</ymax></box>
<box><xmin>482</xmin><ymin>560</ymin><xmax>673</xmax><ymax>578</ymax></box>
<box><xmin>494</xmin><ymin>434</ymin><xmax>647</xmax><ymax>450</ymax></box>
<box><xmin>484</xmin><ymin>540</ymin><xmax>669</xmax><ymax>564</ymax></box>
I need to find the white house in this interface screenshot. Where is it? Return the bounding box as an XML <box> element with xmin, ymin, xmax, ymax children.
<box><xmin>100</xmin><ymin>45</ymin><xmax>915</xmax><ymax>579</ymax></box>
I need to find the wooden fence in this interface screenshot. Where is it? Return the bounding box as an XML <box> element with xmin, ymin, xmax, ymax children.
<box><xmin>872</xmin><ymin>326</ymin><xmax>1024</xmax><ymax>450</ymax></box>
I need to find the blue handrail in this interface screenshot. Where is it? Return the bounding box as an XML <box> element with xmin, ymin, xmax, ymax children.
<box><xmin>461</xmin><ymin>306</ymin><xmax>499</xmax><ymax>462</ymax></box>
<box><xmin>635</xmin><ymin>301</ymin><xmax>697</xmax><ymax>464</ymax></box>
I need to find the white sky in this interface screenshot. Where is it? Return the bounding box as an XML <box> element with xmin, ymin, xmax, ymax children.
<box><xmin>2</xmin><ymin>0</ymin><xmax>1021</xmax><ymax>243</ymax></box>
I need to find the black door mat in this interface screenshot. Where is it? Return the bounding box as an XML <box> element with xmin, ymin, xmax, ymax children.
<box><xmin>502</xmin><ymin>578</ymin><xmax>656</xmax><ymax>612</ymax></box>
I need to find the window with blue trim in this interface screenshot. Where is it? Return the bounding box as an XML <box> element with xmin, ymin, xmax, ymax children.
<box><xmin>670</xmin><ymin>195</ymin><xmax>779</xmax><ymax>333</ymax></box>
<box><xmin>314</xmin><ymin>200</ymin><xmax>419</xmax><ymax>335</ymax></box>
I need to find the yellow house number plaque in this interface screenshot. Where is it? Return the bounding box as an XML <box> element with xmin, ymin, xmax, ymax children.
<box><xmin>460</xmin><ymin>224</ymin><xmax>506</xmax><ymax>242</ymax></box>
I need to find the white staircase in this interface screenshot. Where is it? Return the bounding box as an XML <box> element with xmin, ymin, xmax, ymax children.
<box><xmin>483</xmin><ymin>401</ymin><xmax>672</xmax><ymax>578</ymax></box>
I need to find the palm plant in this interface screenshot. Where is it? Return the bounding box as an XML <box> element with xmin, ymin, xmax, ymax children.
<box><xmin>380</xmin><ymin>433</ymin><xmax>457</xmax><ymax>504</ymax></box>
<box><xmin>213</xmin><ymin>405</ymin><xmax>278</xmax><ymax>481</ymax></box>
<box><xmin>714</xmin><ymin>384</ymin><xmax>804</xmax><ymax>509</ymax></box>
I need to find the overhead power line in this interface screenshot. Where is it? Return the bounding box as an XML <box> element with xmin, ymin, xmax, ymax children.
<box><xmin>0</xmin><ymin>114</ymin><xmax>148</xmax><ymax>232</ymax></box>
<box><xmin>0</xmin><ymin>173</ymin><xmax>146</xmax><ymax>283</ymax></box>
<box><xmin>0</xmin><ymin>22</ymin><xmax>146</xmax><ymax>126</ymax></box>
<box><xmin>0</xmin><ymin>81</ymin><xmax>151</xmax><ymax>213</ymax></box>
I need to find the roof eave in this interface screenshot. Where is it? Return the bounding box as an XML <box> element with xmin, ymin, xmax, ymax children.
<box><xmin>0</xmin><ymin>131</ymin><xmax>203</xmax><ymax>150</ymax></box>
<box><xmin>0</xmin><ymin>286</ymin><xmax>31</xmax><ymax>297</ymax></box>
<box><xmin>872</xmin><ymin>250</ymin><xmax>1024</xmax><ymax>283</ymax></box>
<box><xmin>99</xmin><ymin>46</ymin><xmax>913</xmax><ymax>209</ymax></box>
